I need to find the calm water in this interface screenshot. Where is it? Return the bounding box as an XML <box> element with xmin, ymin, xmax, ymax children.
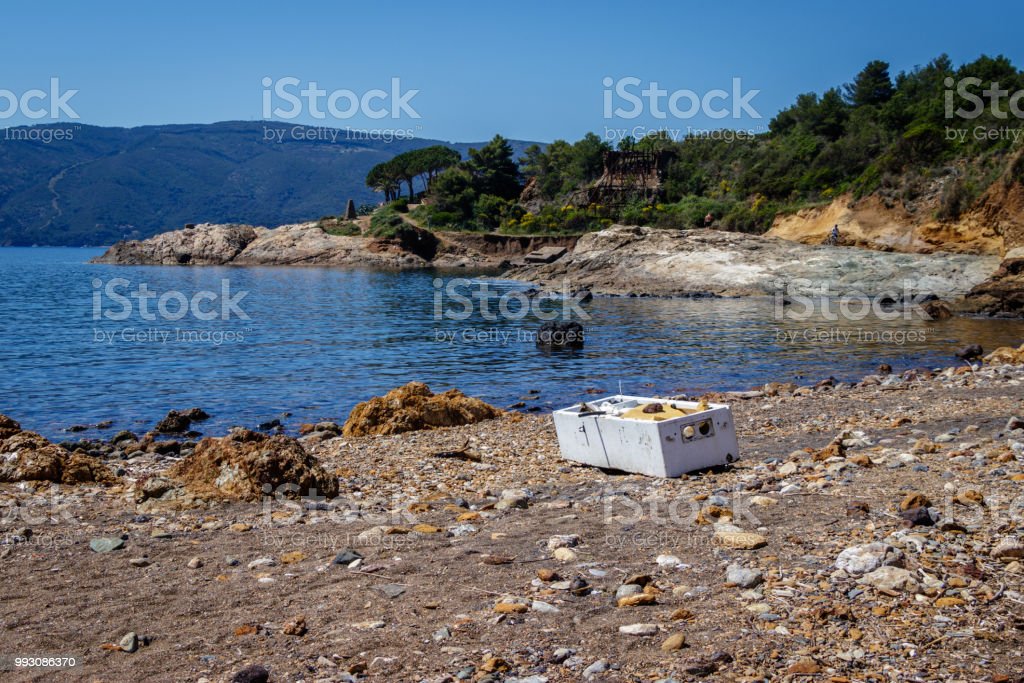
<box><xmin>1</xmin><ymin>247</ymin><xmax>1022</xmax><ymax>440</ymax></box>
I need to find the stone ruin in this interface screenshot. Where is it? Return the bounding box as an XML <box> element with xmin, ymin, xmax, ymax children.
<box><xmin>568</xmin><ymin>150</ymin><xmax>672</xmax><ymax>207</ymax></box>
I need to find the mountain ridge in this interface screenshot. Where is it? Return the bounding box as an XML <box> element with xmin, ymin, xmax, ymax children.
<box><xmin>0</xmin><ymin>120</ymin><xmax>539</xmax><ymax>246</ymax></box>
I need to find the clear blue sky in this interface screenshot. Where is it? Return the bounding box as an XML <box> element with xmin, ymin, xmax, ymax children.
<box><xmin>1</xmin><ymin>0</ymin><xmax>1022</xmax><ymax>142</ymax></box>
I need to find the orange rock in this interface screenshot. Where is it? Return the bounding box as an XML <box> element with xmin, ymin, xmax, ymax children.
<box><xmin>899</xmin><ymin>492</ymin><xmax>932</xmax><ymax>511</ymax></box>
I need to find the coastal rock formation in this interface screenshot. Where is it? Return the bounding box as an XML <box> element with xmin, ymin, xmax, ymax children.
<box><xmin>342</xmin><ymin>382</ymin><xmax>502</xmax><ymax>437</ymax></box>
<box><xmin>168</xmin><ymin>429</ymin><xmax>338</xmax><ymax>500</ymax></box>
<box><xmin>505</xmin><ymin>225</ymin><xmax>999</xmax><ymax>298</ymax></box>
<box><xmin>92</xmin><ymin>221</ymin><xmax>575</xmax><ymax>270</ymax></box>
<box><xmin>0</xmin><ymin>415</ymin><xmax>115</xmax><ymax>484</ymax></box>
<box><xmin>960</xmin><ymin>247</ymin><xmax>1024</xmax><ymax>316</ymax></box>
<box><xmin>92</xmin><ymin>223</ymin><xmax>258</xmax><ymax>265</ymax></box>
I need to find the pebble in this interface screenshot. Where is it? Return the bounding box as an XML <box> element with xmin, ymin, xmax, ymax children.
<box><xmin>247</xmin><ymin>557</ymin><xmax>276</xmax><ymax>570</ymax></box>
<box><xmin>655</xmin><ymin>554</ymin><xmax>682</xmax><ymax>567</ymax></box>
<box><xmin>119</xmin><ymin>632</ymin><xmax>138</xmax><ymax>653</ymax></box>
<box><xmin>660</xmin><ymin>632</ymin><xmax>686</xmax><ymax>651</ymax></box>
<box><xmin>553</xmin><ymin>547</ymin><xmax>577</xmax><ymax>562</ymax></box>
<box><xmin>546</xmin><ymin>534</ymin><xmax>580</xmax><ymax>550</ymax></box>
<box><xmin>619</xmin><ymin>623</ymin><xmax>658</xmax><ymax>636</ymax></box>
<box><xmin>991</xmin><ymin>537</ymin><xmax>1024</xmax><ymax>560</ymax></box>
<box><xmin>231</xmin><ymin>664</ymin><xmax>270</xmax><ymax>683</ymax></box>
<box><xmin>582</xmin><ymin>660</ymin><xmax>609</xmax><ymax>678</ymax></box>
<box><xmin>725</xmin><ymin>564</ymin><xmax>763</xmax><ymax>588</ymax></box>
<box><xmin>333</xmin><ymin>549</ymin><xmax>364</xmax><ymax>565</ymax></box>
<box><xmin>713</xmin><ymin>531</ymin><xmax>767</xmax><ymax>549</ymax></box>
<box><xmin>834</xmin><ymin>542</ymin><xmax>903</xmax><ymax>576</ymax></box>
<box><xmin>90</xmin><ymin>537</ymin><xmax>125</xmax><ymax>553</ymax></box>
<box><xmin>128</xmin><ymin>557</ymin><xmax>150</xmax><ymax>567</ymax></box>
<box><xmin>858</xmin><ymin>566</ymin><xmax>919</xmax><ymax>593</ymax></box>
<box><xmin>188</xmin><ymin>556</ymin><xmax>203</xmax><ymax>569</ymax></box>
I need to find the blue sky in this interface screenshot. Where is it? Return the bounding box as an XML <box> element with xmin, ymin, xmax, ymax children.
<box><xmin>1</xmin><ymin>0</ymin><xmax>1022</xmax><ymax>143</ymax></box>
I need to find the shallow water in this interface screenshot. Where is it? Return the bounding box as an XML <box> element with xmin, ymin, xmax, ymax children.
<box><xmin>0</xmin><ymin>247</ymin><xmax>1021</xmax><ymax>440</ymax></box>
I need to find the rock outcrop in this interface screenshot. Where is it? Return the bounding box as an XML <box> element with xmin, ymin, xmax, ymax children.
<box><xmin>960</xmin><ymin>247</ymin><xmax>1024</xmax><ymax>316</ymax></box>
<box><xmin>168</xmin><ymin>429</ymin><xmax>338</xmax><ymax>501</ymax></box>
<box><xmin>342</xmin><ymin>382</ymin><xmax>502</xmax><ymax>437</ymax></box>
<box><xmin>0</xmin><ymin>415</ymin><xmax>116</xmax><ymax>484</ymax></box>
<box><xmin>92</xmin><ymin>221</ymin><xmax>574</xmax><ymax>270</ymax></box>
<box><xmin>92</xmin><ymin>223</ymin><xmax>258</xmax><ymax>265</ymax></box>
<box><xmin>505</xmin><ymin>225</ymin><xmax>999</xmax><ymax>298</ymax></box>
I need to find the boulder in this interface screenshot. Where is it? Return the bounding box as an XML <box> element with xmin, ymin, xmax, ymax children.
<box><xmin>985</xmin><ymin>343</ymin><xmax>1024</xmax><ymax>365</ymax></box>
<box><xmin>342</xmin><ymin>382</ymin><xmax>501</xmax><ymax>437</ymax></box>
<box><xmin>0</xmin><ymin>417</ymin><xmax>115</xmax><ymax>485</ymax></box>
<box><xmin>92</xmin><ymin>224</ymin><xmax>258</xmax><ymax>265</ymax></box>
<box><xmin>536</xmin><ymin>320</ymin><xmax>585</xmax><ymax>349</ymax></box>
<box><xmin>169</xmin><ymin>429</ymin><xmax>338</xmax><ymax>500</ymax></box>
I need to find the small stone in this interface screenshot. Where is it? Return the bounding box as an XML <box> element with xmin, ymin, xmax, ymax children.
<box><xmin>835</xmin><ymin>543</ymin><xmax>902</xmax><ymax>576</ymax></box>
<box><xmin>935</xmin><ymin>597</ymin><xmax>965</xmax><ymax>608</ymax></box>
<box><xmin>617</xmin><ymin>593</ymin><xmax>656</xmax><ymax>607</ymax></box>
<box><xmin>858</xmin><ymin>566</ymin><xmax>919</xmax><ymax>593</ymax></box>
<box><xmin>433</xmin><ymin>626</ymin><xmax>451</xmax><ymax>642</ymax></box>
<box><xmin>713</xmin><ymin>531</ymin><xmax>767</xmax><ymax>550</ymax></box>
<box><xmin>786</xmin><ymin>659</ymin><xmax>821</xmax><ymax>674</ymax></box>
<box><xmin>547</xmin><ymin>534</ymin><xmax>580</xmax><ymax>550</ymax></box>
<box><xmin>536</xmin><ymin>568</ymin><xmax>559</xmax><ymax>582</ymax></box>
<box><xmin>725</xmin><ymin>564</ymin><xmax>763</xmax><ymax>588</ymax></box>
<box><xmin>494</xmin><ymin>601</ymin><xmax>529</xmax><ymax>614</ymax></box>
<box><xmin>333</xmin><ymin>549</ymin><xmax>364</xmax><ymax>565</ymax></box>
<box><xmin>660</xmin><ymin>632</ymin><xmax>686</xmax><ymax>651</ymax></box>
<box><xmin>229</xmin><ymin>523</ymin><xmax>251</xmax><ymax>532</ymax></box>
<box><xmin>992</xmin><ymin>538</ymin><xmax>1024</xmax><ymax>561</ymax></box>
<box><xmin>247</xmin><ymin>557</ymin><xmax>276</xmax><ymax>570</ymax></box>
<box><xmin>282</xmin><ymin>615</ymin><xmax>306</xmax><ymax>636</ymax></box>
<box><xmin>413</xmin><ymin>523</ymin><xmax>443</xmax><ymax>533</ymax></box>
<box><xmin>375</xmin><ymin>584</ymin><xmax>406</xmax><ymax>599</ymax></box>
<box><xmin>280</xmin><ymin>550</ymin><xmax>305</xmax><ymax>564</ymax></box>
<box><xmin>615</xmin><ymin>584</ymin><xmax>643</xmax><ymax>600</ymax></box>
<box><xmin>531</xmin><ymin>600</ymin><xmax>560</xmax><ymax>614</ymax></box>
<box><xmin>128</xmin><ymin>557</ymin><xmax>150</xmax><ymax>567</ymax></box>
<box><xmin>656</xmin><ymin>554</ymin><xmax>682</xmax><ymax>567</ymax></box>
<box><xmin>954</xmin><ymin>489</ymin><xmax>985</xmax><ymax>506</ymax></box>
<box><xmin>119</xmin><ymin>632</ymin><xmax>138</xmax><ymax>653</ymax></box>
<box><xmin>90</xmin><ymin>537</ymin><xmax>125</xmax><ymax>553</ymax></box>
<box><xmin>670</xmin><ymin>607</ymin><xmax>694</xmax><ymax>621</ymax></box>
<box><xmin>747</xmin><ymin>496</ymin><xmax>777</xmax><ymax>507</ymax></box>
<box><xmin>582</xmin><ymin>660</ymin><xmax>608</xmax><ymax>678</ymax></box>
<box><xmin>231</xmin><ymin>664</ymin><xmax>270</xmax><ymax>683</ymax></box>
<box><xmin>553</xmin><ymin>547</ymin><xmax>577</xmax><ymax>562</ymax></box>
<box><xmin>619</xmin><ymin>623</ymin><xmax>658</xmax><ymax>636</ymax></box>
<box><xmin>900</xmin><ymin>492</ymin><xmax>932</xmax><ymax>511</ymax></box>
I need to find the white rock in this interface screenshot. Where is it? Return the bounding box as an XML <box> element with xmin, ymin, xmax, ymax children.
<box><xmin>835</xmin><ymin>543</ymin><xmax>903</xmax><ymax>576</ymax></box>
<box><xmin>618</xmin><ymin>623</ymin><xmax>658</xmax><ymax>636</ymax></box>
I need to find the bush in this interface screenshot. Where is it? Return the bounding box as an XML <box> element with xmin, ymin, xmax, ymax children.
<box><xmin>368</xmin><ymin>206</ymin><xmax>407</xmax><ymax>237</ymax></box>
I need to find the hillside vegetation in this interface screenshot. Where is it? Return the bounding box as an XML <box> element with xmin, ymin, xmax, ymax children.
<box><xmin>408</xmin><ymin>54</ymin><xmax>1024</xmax><ymax>244</ymax></box>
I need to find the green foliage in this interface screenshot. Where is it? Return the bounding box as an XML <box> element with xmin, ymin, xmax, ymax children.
<box><xmin>367</xmin><ymin>206</ymin><xmax>407</xmax><ymax>237</ymax></box>
<box><xmin>520</xmin><ymin>133</ymin><xmax>612</xmax><ymax>200</ymax></box>
<box><xmin>844</xmin><ymin>60</ymin><xmax>895</xmax><ymax>107</ymax></box>
<box><xmin>500</xmin><ymin>204</ymin><xmax>613</xmax><ymax>235</ymax></box>
<box><xmin>366</xmin><ymin>145</ymin><xmax>462</xmax><ymax>201</ymax></box>
<box><xmin>466</xmin><ymin>135</ymin><xmax>522</xmax><ymax>200</ymax></box>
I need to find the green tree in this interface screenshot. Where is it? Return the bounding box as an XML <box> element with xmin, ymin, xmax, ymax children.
<box><xmin>844</xmin><ymin>60</ymin><xmax>895</xmax><ymax>107</ymax></box>
<box><xmin>466</xmin><ymin>134</ymin><xmax>522</xmax><ymax>199</ymax></box>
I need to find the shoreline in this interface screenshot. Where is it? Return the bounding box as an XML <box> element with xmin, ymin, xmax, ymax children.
<box><xmin>1</xmin><ymin>354</ymin><xmax>1022</xmax><ymax>680</ymax></box>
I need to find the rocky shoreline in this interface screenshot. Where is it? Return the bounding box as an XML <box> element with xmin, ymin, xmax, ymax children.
<box><xmin>91</xmin><ymin>221</ymin><xmax>1022</xmax><ymax>315</ymax></box>
<box><xmin>90</xmin><ymin>221</ymin><xmax>576</xmax><ymax>271</ymax></box>
<box><xmin>1</xmin><ymin>347</ymin><xmax>1023</xmax><ymax>681</ymax></box>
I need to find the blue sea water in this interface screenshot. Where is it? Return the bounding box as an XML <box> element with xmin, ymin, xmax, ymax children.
<box><xmin>0</xmin><ymin>247</ymin><xmax>1021</xmax><ymax>440</ymax></box>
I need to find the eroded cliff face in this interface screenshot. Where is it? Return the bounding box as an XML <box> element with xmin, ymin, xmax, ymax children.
<box><xmin>504</xmin><ymin>225</ymin><xmax>999</xmax><ymax>300</ymax></box>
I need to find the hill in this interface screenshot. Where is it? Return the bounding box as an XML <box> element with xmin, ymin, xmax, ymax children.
<box><xmin>0</xmin><ymin>121</ymin><xmax>537</xmax><ymax>246</ymax></box>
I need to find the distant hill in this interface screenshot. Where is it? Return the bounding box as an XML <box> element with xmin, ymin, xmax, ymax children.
<box><xmin>0</xmin><ymin>121</ymin><xmax>539</xmax><ymax>246</ymax></box>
